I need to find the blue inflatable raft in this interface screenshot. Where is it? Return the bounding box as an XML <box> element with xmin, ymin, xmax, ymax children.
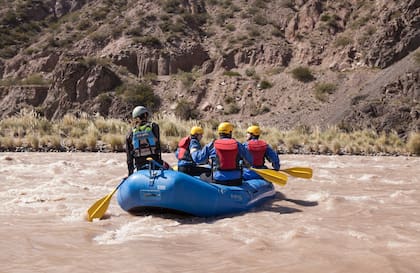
<box><xmin>117</xmin><ymin>168</ymin><xmax>276</xmax><ymax>217</ymax></box>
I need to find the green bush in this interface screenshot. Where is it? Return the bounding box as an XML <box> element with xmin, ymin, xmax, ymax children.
<box><xmin>334</xmin><ymin>35</ymin><xmax>353</xmax><ymax>47</ymax></box>
<box><xmin>224</xmin><ymin>103</ymin><xmax>240</xmax><ymax>114</ymax></box>
<box><xmin>223</xmin><ymin>71</ymin><xmax>241</xmax><ymax>77</ymax></box>
<box><xmin>291</xmin><ymin>66</ymin><xmax>315</xmax><ymax>83</ymax></box>
<box><xmin>182</xmin><ymin>13</ymin><xmax>208</xmax><ymax>27</ymax></box>
<box><xmin>414</xmin><ymin>51</ymin><xmax>420</xmax><ymax>65</ymax></box>
<box><xmin>138</xmin><ymin>36</ymin><xmax>161</xmax><ymax>48</ymax></box>
<box><xmin>320</xmin><ymin>14</ymin><xmax>331</xmax><ymax>22</ymax></box>
<box><xmin>125</xmin><ymin>27</ymin><xmax>143</xmax><ymax>37</ymax></box>
<box><xmin>120</xmin><ymin>83</ymin><xmax>160</xmax><ymax>110</ymax></box>
<box><xmin>226</xmin><ymin>24</ymin><xmax>236</xmax><ymax>31</ymax></box>
<box><xmin>22</xmin><ymin>73</ymin><xmax>49</xmax><ymax>85</ymax></box>
<box><xmin>314</xmin><ymin>82</ymin><xmax>337</xmax><ymax>101</ymax></box>
<box><xmin>77</xmin><ymin>20</ymin><xmax>91</xmax><ymax>31</ymax></box>
<box><xmin>177</xmin><ymin>71</ymin><xmax>197</xmax><ymax>88</ymax></box>
<box><xmin>89</xmin><ymin>31</ymin><xmax>108</xmax><ymax>44</ymax></box>
<box><xmin>258</xmin><ymin>80</ymin><xmax>273</xmax><ymax>89</ymax></box>
<box><xmin>98</xmin><ymin>93</ymin><xmax>113</xmax><ymax>106</ymax></box>
<box><xmin>175</xmin><ymin>99</ymin><xmax>199</xmax><ymax>120</ymax></box>
<box><xmin>163</xmin><ymin>0</ymin><xmax>184</xmax><ymax>14</ymax></box>
<box><xmin>224</xmin><ymin>96</ymin><xmax>234</xmax><ymax>104</ymax></box>
<box><xmin>271</xmin><ymin>28</ymin><xmax>283</xmax><ymax>37</ymax></box>
<box><xmin>253</xmin><ymin>14</ymin><xmax>268</xmax><ymax>25</ymax></box>
<box><xmin>259</xmin><ymin>105</ymin><xmax>270</xmax><ymax>114</ymax></box>
<box><xmin>245</xmin><ymin>68</ymin><xmax>256</xmax><ymax>77</ymax></box>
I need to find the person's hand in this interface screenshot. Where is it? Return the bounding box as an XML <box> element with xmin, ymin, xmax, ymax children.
<box><xmin>163</xmin><ymin>161</ymin><xmax>171</xmax><ymax>170</ymax></box>
<box><xmin>206</xmin><ymin>141</ymin><xmax>214</xmax><ymax>151</ymax></box>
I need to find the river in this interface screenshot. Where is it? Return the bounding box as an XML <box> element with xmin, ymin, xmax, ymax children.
<box><xmin>1</xmin><ymin>153</ymin><xmax>419</xmax><ymax>273</ymax></box>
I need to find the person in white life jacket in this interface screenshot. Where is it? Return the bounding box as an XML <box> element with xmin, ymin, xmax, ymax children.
<box><xmin>175</xmin><ymin>126</ymin><xmax>211</xmax><ymax>176</ymax></box>
<box><xmin>242</xmin><ymin>125</ymin><xmax>280</xmax><ymax>180</ymax></box>
<box><xmin>200</xmin><ymin>122</ymin><xmax>253</xmax><ymax>186</ymax></box>
<box><xmin>126</xmin><ymin>106</ymin><xmax>163</xmax><ymax>175</ymax></box>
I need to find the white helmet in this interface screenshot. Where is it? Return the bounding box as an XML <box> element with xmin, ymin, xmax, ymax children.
<box><xmin>132</xmin><ymin>106</ymin><xmax>149</xmax><ymax>118</ymax></box>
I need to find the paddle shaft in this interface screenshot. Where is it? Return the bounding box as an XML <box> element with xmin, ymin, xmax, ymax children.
<box><xmin>250</xmin><ymin>167</ymin><xmax>288</xmax><ymax>186</ymax></box>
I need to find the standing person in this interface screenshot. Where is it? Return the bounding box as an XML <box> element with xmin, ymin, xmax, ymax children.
<box><xmin>200</xmin><ymin>122</ymin><xmax>253</xmax><ymax>186</ymax></box>
<box><xmin>175</xmin><ymin>126</ymin><xmax>211</xmax><ymax>176</ymax></box>
<box><xmin>126</xmin><ymin>105</ymin><xmax>163</xmax><ymax>176</ymax></box>
<box><xmin>243</xmin><ymin>125</ymin><xmax>280</xmax><ymax>180</ymax></box>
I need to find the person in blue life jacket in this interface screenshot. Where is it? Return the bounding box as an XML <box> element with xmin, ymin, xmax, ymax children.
<box><xmin>175</xmin><ymin>126</ymin><xmax>211</xmax><ymax>176</ymax></box>
<box><xmin>126</xmin><ymin>105</ymin><xmax>163</xmax><ymax>176</ymax></box>
<box><xmin>199</xmin><ymin>122</ymin><xmax>253</xmax><ymax>186</ymax></box>
<box><xmin>242</xmin><ymin>125</ymin><xmax>280</xmax><ymax>180</ymax></box>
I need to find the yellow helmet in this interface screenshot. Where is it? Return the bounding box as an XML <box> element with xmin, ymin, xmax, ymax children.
<box><xmin>190</xmin><ymin>126</ymin><xmax>203</xmax><ymax>135</ymax></box>
<box><xmin>217</xmin><ymin>122</ymin><xmax>233</xmax><ymax>135</ymax></box>
<box><xmin>247</xmin><ymin>125</ymin><xmax>261</xmax><ymax>136</ymax></box>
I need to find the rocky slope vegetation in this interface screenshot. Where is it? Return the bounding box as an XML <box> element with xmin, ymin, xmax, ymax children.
<box><xmin>0</xmin><ymin>0</ymin><xmax>419</xmax><ymax>137</ymax></box>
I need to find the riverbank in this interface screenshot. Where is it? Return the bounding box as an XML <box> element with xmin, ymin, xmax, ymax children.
<box><xmin>1</xmin><ymin>110</ymin><xmax>419</xmax><ymax>156</ymax></box>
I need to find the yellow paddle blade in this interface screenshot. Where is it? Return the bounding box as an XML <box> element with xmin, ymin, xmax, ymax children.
<box><xmin>251</xmin><ymin>168</ymin><xmax>288</xmax><ymax>186</ymax></box>
<box><xmin>172</xmin><ymin>165</ymin><xmax>178</xmax><ymax>171</ymax></box>
<box><xmin>87</xmin><ymin>188</ymin><xmax>118</xmax><ymax>222</ymax></box>
<box><xmin>281</xmin><ymin>167</ymin><xmax>313</xmax><ymax>179</ymax></box>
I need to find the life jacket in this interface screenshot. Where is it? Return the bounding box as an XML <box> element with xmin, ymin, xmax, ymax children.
<box><xmin>214</xmin><ymin>139</ymin><xmax>239</xmax><ymax>170</ymax></box>
<box><xmin>177</xmin><ymin>136</ymin><xmax>191</xmax><ymax>160</ymax></box>
<box><xmin>247</xmin><ymin>140</ymin><xmax>267</xmax><ymax>167</ymax></box>
<box><xmin>132</xmin><ymin>122</ymin><xmax>158</xmax><ymax>158</ymax></box>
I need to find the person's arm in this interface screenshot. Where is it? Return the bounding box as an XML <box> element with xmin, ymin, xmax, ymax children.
<box><xmin>237</xmin><ymin>141</ymin><xmax>253</xmax><ymax>167</ymax></box>
<box><xmin>152</xmin><ymin>122</ymin><xmax>162</xmax><ymax>156</ymax></box>
<box><xmin>191</xmin><ymin>140</ymin><xmax>211</xmax><ymax>164</ymax></box>
<box><xmin>265</xmin><ymin>145</ymin><xmax>280</xmax><ymax>170</ymax></box>
<box><xmin>126</xmin><ymin>132</ymin><xmax>134</xmax><ymax>175</ymax></box>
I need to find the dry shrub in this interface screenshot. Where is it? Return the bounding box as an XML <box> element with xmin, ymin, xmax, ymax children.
<box><xmin>62</xmin><ymin>114</ymin><xmax>78</xmax><ymax>127</ymax></box>
<box><xmin>0</xmin><ymin>137</ymin><xmax>14</xmax><ymax>149</ymax></box>
<box><xmin>15</xmin><ymin>138</ymin><xmax>23</xmax><ymax>147</ymax></box>
<box><xmin>39</xmin><ymin>136</ymin><xmax>48</xmax><ymax>147</ymax></box>
<box><xmin>330</xmin><ymin>141</ymin><xmax>341</xmax><ymax>154</ymax></box>
<box><xmin>70</xmin><ymin>127</ymin><xmax>84</xmax><ymax>138</ymax></box>
<box><xmin>94</xmin><ymin>117</ymin><xmax>128</xmax><ymax>134</ymax></box>
<box><xmin>407</xmin><ymin>132</ymin><xmax>420</xmax><ymax>155</ymax></box>
<box><xmin>75</xmin><ymin>139</ymin><xmax>87</xmax><ymax>150</ymax></box>
<box><xmin>1</xmin><ymin>112</ymin><xmax>417</xmax><ymax>155</ymax></box>
<box><xmin>161</xmin><ymin>136</ymin><xmax>179</xmax><ymax>152</ymax></box>
<box><xmin>85</xmin><ymin>134</ymin><xmax>97</xmax><ymax>150</ymax></box>
<box><xmin>27</xmin><ymin>134</ymin><xmax>40</xmax><ymax>149</ymax></box>
<box><xmin>49</xmin><ymin>136</ymin><xmax>61</xmax><ymax>149</ymax></box>
<box><xmin>285</xmin><ymin>136</ymin><xmax>301</xmax><ymax>152</ymax></box>
<box><xmin>103</xmin><ymin>134</ymin><xmax>125</xmax><ymax>151</ymax></box>
<box><xmin>155</xmin><ymin>114</ymin><xmax>185</xmax><ymax>137</ymax></box>
<box><xmin>343</xmin><ymin>145</ymin><xmax>353</xmax><ymax>154</ymax></box>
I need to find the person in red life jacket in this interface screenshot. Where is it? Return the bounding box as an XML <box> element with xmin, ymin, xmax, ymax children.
<box><xmin>243</xmin><ymin>125</ymin><xmax>280</xmax><ymax>180</ymax></box>
<box><xmin>175</xmin><ymin>126</ymin><xmax>211</xmax><ymax>176</ymax></box>
<box><xmin>126</xmin><ymin>105</ymin><xmax>163</xmax><ymax>176</ymax></box>
<box><xmin>200</xmin><ymin>122</ymin><xmax>253</xmax><ymax>186</ymax></box>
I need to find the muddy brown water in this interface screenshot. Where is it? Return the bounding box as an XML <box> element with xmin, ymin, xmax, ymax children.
<box><xmin>1</xmin><ymin>153</ymin><xmax>419</xmax><ymax>273</ymax></box>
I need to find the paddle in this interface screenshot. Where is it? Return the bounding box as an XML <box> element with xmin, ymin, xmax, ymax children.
<box><xmin>281</xmin><ymin>167</ymin><xmax>313</xmax><ymax>179</ymax></box>
<box><xmin>147</xmin><ymin>157</ymin><xmax>172</xmax><ymax>170</ymax></box>
<box><xmin>250</xmin><ymin>168</ymin><xmax>288</xmax><ymax>186</ymax></box>
<box><xmin>86</xmin><ymin>158</ymin><xmax>171</xmax><ymax>222</ymax></box>
<box><xmin>87</xmin><ymin>178</ymin><xmax>126</xmax><ymax>222</ymax></box>
<box><xmin>173</xmin><ymin>163</ymin><xmax>287</xmax><ymax>186</ymax></box>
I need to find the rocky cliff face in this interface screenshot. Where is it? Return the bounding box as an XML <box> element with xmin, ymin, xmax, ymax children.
<box><xmin>0</xmin><ymin>0</ymin><xmax>419</xmax><ymax>136</ymax></box>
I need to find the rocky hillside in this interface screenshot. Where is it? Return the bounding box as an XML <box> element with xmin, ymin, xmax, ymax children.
<box><xmin>0</xmin><ymin>0</ymin><xmax>419</xmax><ymax>138</ymax></box>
